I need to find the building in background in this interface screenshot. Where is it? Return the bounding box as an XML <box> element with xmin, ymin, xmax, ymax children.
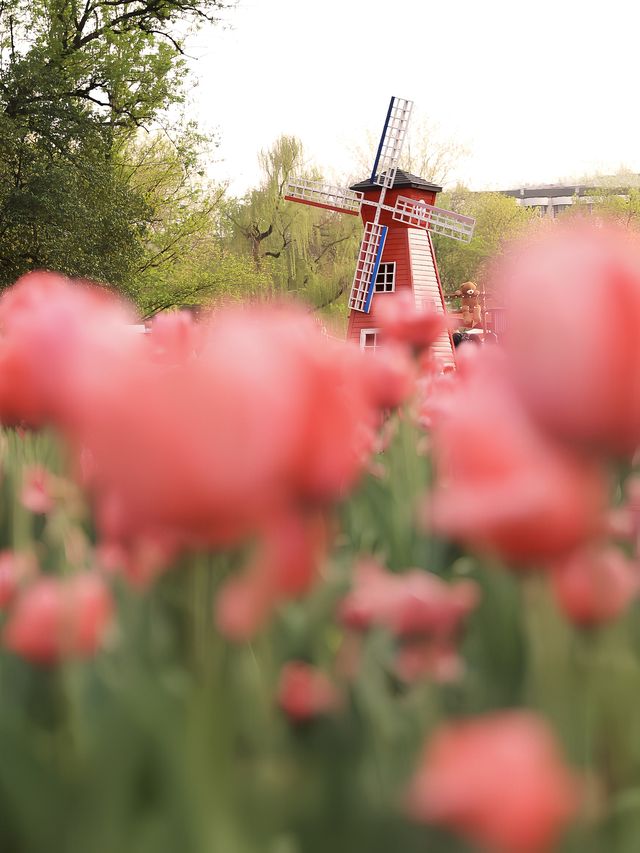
<box><xmin>498</xmin><ymin>179</ymin><xmax>640</xmax><ymax>218</ymax></box>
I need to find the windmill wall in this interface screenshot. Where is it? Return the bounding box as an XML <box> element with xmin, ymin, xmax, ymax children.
<box><xmin>346</xmin><ymin>226</ymin><xmax>411</xmax><ymax>344</ymax></box>
<box><xmin>407</xmin><ymin>229</ymin><xmax>455</xmax><ymax>365</ymax></box>
<box><xmin>346</xmin><ymin>221</ymin><xmax>455</xmax><ymax>366</ymax></box>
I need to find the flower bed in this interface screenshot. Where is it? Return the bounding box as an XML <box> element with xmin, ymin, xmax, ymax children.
<box><xmin>1</xmin><ymin>221</ymin><xmax>640</xmax><ymax>852</ymax></box>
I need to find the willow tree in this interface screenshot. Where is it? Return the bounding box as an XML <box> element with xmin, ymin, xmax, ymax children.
<box><xmin>226</xmin><ymin>135</ymin><xmax>360</xmax><ymax>314</ymax></box>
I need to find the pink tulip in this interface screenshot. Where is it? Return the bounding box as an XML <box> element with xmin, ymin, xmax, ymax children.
<box><xmin>216</xmin><ymin>511</ymin><xmax>326</xmax><ymax>641</ymax></box>
<box><xmin>427</xmin><ymin>349</ymin><xmax>607</xmax><ymax>562</ymax></box>
<box><xmin>4</xmin><ymin>573</ymin><xmax>113</xmax><ymax>664</ymax></box>
<box><xmin>21</xmin><ymin>466</ymin><xmax>54</xmax><ymax>514</ymax></box>
<box><xmin>407</xmin><ymin>711</ymin><xmax>579</xmax><ymax>853</ymax></box>
<box><xmin>377</xmin><ymin>291</ymin><xmax>446</xmax><ymax>352</ymax></box>
<box><xmin>339</xmin><ymin>559</ymin><xmax>478</xmax><ymax>684</ymax></box>
<box><xmin>359</xmin><ymin>343</ymin><xmax>415</xmax><ymax>411</ymax></box>
<box><xmin>0</xmin><ymin>551</ymin><xmax>35</xmax><ymax>609</ymax></box>
<box><xmin>339</xmin><ymin>559</ymin><xmax>479</xmax><ymax>638</ymax></box>
<box><xmin>74</xmin><ymin>304</ymin><xmax>384</xmax><ymax>564</ymax></box>
<box><xmin>395</xmin><ymin>640</ymin><xmax>464</xmax><ymax>684</ymax></box>
<box><xmin>277</xmin><ymin>661</ymin><xmax>340</xmax><ymax>722</ymax></box>
<box><xmin>497</xmin><ymin>221</ymin><xmax>640</xmax><ymax>456</ymax></box>
<box><xmin>551</xmin><ymin>546</ymin><xmax>639</xmax><ymax>627</ymax></box>
<box><xmin>0</xmin><ymin>271</ymin><xmax>140</xmax><ymax>430</ymax></box>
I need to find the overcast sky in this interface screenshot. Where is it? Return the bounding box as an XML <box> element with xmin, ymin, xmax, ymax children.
<box><xmin>184</xmin><ymin>0</ymin><xmax>639</xmax><ymax>196</ymax></box>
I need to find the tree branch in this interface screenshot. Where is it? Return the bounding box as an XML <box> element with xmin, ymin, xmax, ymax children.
<box><xmin>313</xmin><ymin>281</ymin><xmax>346</xmax><ymax>311</ymax></box>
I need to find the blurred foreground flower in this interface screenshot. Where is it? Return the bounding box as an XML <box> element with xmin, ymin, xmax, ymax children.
<box><xmin>0</xmin><ymin>271</ymin><xmax>139</xmax><ymax>430</ymax></box>
<box><xmin>75</xmin><ymin>304</ymin><xmax>390</xmax><ymax>561</ymax></box>
<box><xmin>339</xmin><ymin>559</ymin><xmax>479</xmax><ymax>682</ymax></box>
<box><xmin>550</xmin><ymin>546</ymin><xmax>640</xmax><ymax>627</ymax></box>
<box><xmin>215</xmin><ymin>511</ymin><xmax>327</xmax><ymax>641</ymax></box>
<box><xmin>4</xmin><ymin>573</ymin><xmax>113</xmax><ymax>664</ymax></box>
<box><xmin>277</xmin><ymin>661</ymin><xmax>341</xmax><ymax>722</ymax></box>
<box><xmin>339</xmin><ymin>558</ymin><xmax>478</xmax><ymax>636</ymax></box>
<box><xmin>0</xmin><ymin>551</ymin><xmax>35</xmax><ymax>609</ymax></box>
<box><xmin>21</xmin><ymin>465</ymin><xmax>54</xmax><ymax>514</ymax></box>
<box><xmin>497</xmin><ymin>221</ymin><xmax>640</xmax><ymax>457</ymax></box>
<box><xmin>427</xmin><ymin>349</ymin><xmax>607</xmax><ymax>562</ymax></box>
<box><xmin>0</xmin><ymin>272</ymin><xmax>418</xmax><ymax>639</ymax></box>
<box><xmin>407</xmin><ymin>711</ymin><xmax>580</xmax><ymax>853</ymax></box>
<box><xmin>377</xmin><ymin>290</ymin><xmax>446</xmax><ymax>353</ymax></box>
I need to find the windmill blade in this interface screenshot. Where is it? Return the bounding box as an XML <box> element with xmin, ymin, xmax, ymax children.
<box><xmin>392</xmin><ymin>196</ymin><xmax>476</xmax><ymax>243</ymax></box>
<box><xmin>284</xmin><ymin>178</ymin><xmax>363</xmax><ymax>215</ymax></box>
<box><xmin>370</xmin><ymin>96</ymin><xmax>413</xmax><ymax>189</ymax></box>
<box><xmin>348</xmin><ymin>221</ymin><xmax>388</xmax><ymax>313</ymax></box>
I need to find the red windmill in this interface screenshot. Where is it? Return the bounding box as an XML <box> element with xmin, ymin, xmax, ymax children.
<box><xmin>284</xmin><ymin>96</ymin><xmax>476</xmax><ymax>364</ymax></box>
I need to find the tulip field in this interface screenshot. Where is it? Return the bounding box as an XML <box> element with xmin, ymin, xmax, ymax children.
<box><xmin>3</xmin><ymin>220</ymin><xmax>640</xmax><ymax>852</ymax></box>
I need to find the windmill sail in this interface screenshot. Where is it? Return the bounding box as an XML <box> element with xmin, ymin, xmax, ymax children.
<box><xmin>348</xmin><ymin>222</ymin><xmax>388</xmax><ymax>313</ymax></box>
<box><xmin>370</xmin><ymin>96</ymin><xmax>413</xmax><ymax>189</ymax></box>
<box><xmin>392</xmin><ymin>196</ymin><xmax>475</xmax><ymax>243</ymax></box>
<box><xmin>284</xmin><ymin>178</ymin><xmax>363</xmax><ymax>216</ymax></box>
<box><xmin>283</xmin><ymin>94</ymin><xmax>477</xmax><ymax>346</ymax></box>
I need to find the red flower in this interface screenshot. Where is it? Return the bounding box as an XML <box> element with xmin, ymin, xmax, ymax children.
<box><xmin>415</xmin><ymin>357</ymin><xmax>457</xmax><ymax>431</ymax></box>
<box><xmin>607</xmin><ymin>475</ymin><xmax>640</xmax><ymax>545</ymax></box>
<box><xmin>339</xmin><ymin>559</ymin><xmax>478</xmax><ymax>638</ymax></box>
<box><xmin>96</xmin><ymin>535</ymin><xmax>176</xmax><ymax>589</ymax></box>
<box><xmin>0</xmin><ymin>551</ymin><xmax>35</xmax><ymax>609</ymax></box>
<box><xmin>216</xmin><ymin>511</ymin><xmax>326</xmax><ymax>641</ymax></box>
<box><xmin>496</xmin><ymin>221</ymin><xmax>640</xmax><ymax>457</ymax></box>
<box><xmin>0</xmin><ymin>271</ymin><xmax>139</xmax><ymax>430</ymax></box>
<box><xmin>338</xmin><ymin>558</ymin><xmax>400</xmax><ymax>631</ymax></box>
<box><xmin>339</xmin><ymin>559</ymin><xmax>478</xmax><ymax>683</ymax></box>
<box><xmin>74</xmin><ymin>304</ymin><xmax>382</xmax><ymax>562</ymax></box>
<box><xmin>21</xmin><ymin>465</ymin><xmax>54</xmax><ymax>514</ymax></box>
<box><xmin>359</xmin><ymin>343</ymin><xmax>415</xmax><ymax>411</ymax></box>
<box><xmin>4</xmin><ymin>573</ymin><xmax>113</xmax><ymax>664</ymax></box>
<box><xmin>147</xmin><ymin>310</ymin><xmax>204</xmax><ymax>366</ymax></box>
<box><xmin>407</xmin><ymin>711</ymin><xmax>579</xmax><ymax>853</ymax></box>
<box><xmin>277</xmin><ymin>661</ymin><xmax>340</xmax><ymax>722</ymax></box>
<box><xmin>427</xmin><ymin>349</ymin><xmax>607</xmax><ymax>562</ymax></box>
<box><xmin>395</xmin><ymin>639</ymin><xmax>464</xmax><ymax>683</ymax></box>
<box><xmin>551</xmin><ymin>546</ymin><xmax>639</xmax><ymax>627</ymax></box>
<box><xmin>377</xmin><ymin>291</ymin><xmax>446</xmax><ymax>352</ymax></box>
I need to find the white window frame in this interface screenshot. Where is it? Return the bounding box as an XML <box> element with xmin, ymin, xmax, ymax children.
<box><xmin>374</xmin><ymin>261</ymin><xmax>396</xmax><ymax>293</ymax></box>
<box><xmin>360</xmin><ymin>328</ymin><xmax>380</xmax><ymax>351</ymax></box>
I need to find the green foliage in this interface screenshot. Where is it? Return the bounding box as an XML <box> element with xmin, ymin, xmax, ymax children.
<box><xmin>0</xmin><ymin>0</ymin><xmax>226</xmax><ymax>291</ymax></box>
<box><xmin>587</xmin><ymin>188</ymin><xmax>640</xmax><ymax>229</ymax></box>
<box><xmin>0</xmin><ymin>0</ymin><xmax>225</xmax><ymax>129</ymax></box>
<box><xmin>433</xmin><ymin>188</ymin><xmax>534</xmax><ymax>294</ymax></box>
<box><xmin>226</xmin><ymin>136</ymin><xmax>361</xmax><ymax>319</ymax></box>
<box><xmin>0</xmin><ymin>113</ymin><xmax>149</xmax><ymax>286</ymax></box>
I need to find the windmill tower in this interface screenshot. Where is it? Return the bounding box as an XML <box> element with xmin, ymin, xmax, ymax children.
<box><xmin>284</xmin><ymin>97</ymin><xmax>476</xmax><ymax>364</ymax></box>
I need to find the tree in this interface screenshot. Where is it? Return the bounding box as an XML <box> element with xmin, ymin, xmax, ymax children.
<box><xmin>432</xmin><ymin>188</ymin><xmax>534</xmax><ymax>294</ymax></box>
<box><xmin>588</xmin><ymin>188</ymin><xmax>640</xmax><ymax>228</ymax></box>
<box><xmin>0</xmin><ymin>1</ymin><xmax>226</xmax><ymax>132</ymax></box>
<box><xmin>226</xmin><ymin>136</ymin><xmax>360</xmax><ymax>315</ymax></box>
<box><xmin>0</xmin><ymin>0</ymin><xmax>226</xmax><ymax>289</ymax></box>
<box><xmin>0</xmin><ymin>111</ymin><xmax>149</xmax><ymax>286</ymax></box>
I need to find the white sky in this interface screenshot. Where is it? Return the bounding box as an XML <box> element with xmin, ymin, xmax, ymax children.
<box><xmin>183</xmin><ymin>0</ymin><xmax>639</xmax><ymax>196</ymax></box>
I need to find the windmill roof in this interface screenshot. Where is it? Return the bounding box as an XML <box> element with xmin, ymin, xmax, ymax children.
<box><xmin>350</xmin><ymin>169</ymin><xmax>443</xmax><ymax>193</ymax></box>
